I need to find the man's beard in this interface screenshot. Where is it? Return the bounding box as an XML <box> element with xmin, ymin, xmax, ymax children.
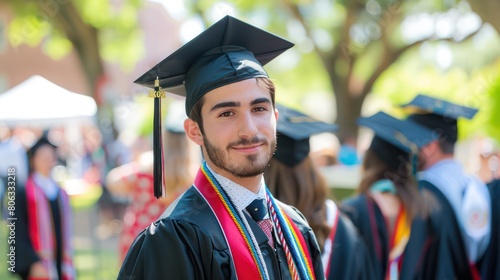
<box><xmin>203</xmin><ymin>134</ymin><xmax>276</xmax><ymax>178</ymax></box>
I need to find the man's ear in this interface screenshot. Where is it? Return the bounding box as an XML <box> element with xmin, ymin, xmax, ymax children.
<box><xmin>184</xmin><ymin>118</ymin><xmax>203</xmax><ymax>146</ymax></box>
<box><xmin>421</xmin><ymin>141</ymin><xmax>438</xmax><ymax>158</ymax></box>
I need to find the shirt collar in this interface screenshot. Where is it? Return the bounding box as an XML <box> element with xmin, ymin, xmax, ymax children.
<box><xmin>205</xmin><ymin>163</ymin><xmax>266</xmax><ymax>212</ymax></box>
<box><xmin>33</xmin><ymin>172</ymin><xmax>59</xmax><ymax>200</ymax></box>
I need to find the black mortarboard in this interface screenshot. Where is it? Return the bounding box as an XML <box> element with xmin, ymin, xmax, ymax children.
<box><xmin>275</xmin><ymin>104</ymin><xmax>338</xmax><ymax>167</ymax></box>
<box><xmin>134</xmin><ymin>15</ymin><xmax>294</xmax><ymax>198</ymax></box>
<box><xmin>358</xmin><ymin>112</ymin><xmax>437</xmax><ymax>171</ymax></box>
<box><xmin>135</xmin><ymin>15</ymin><xmax>294</xmax><ymax>116</ymax></box>
<box><xmin>401</xmin><ymin>94</ymin><xmax>478</xmax><ymax>144</ymax></box>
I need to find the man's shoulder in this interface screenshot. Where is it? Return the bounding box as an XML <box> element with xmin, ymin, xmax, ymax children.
<box><xmin>160</xmin><ymin>186</ymin><xmax>214</xmax><ymax>222</ymax></box>
<box><xmin>487</xmin><ymin>179</ymin><xmax>500</xmax><ymax>219</ymax></box>
<box><xmin>419</xmin><ymin>180</ymin><xmax>447</xmax><ymax>203</ymax></box>
<box><xmin>487</xmin><ymin>179</ymin><xmax>500</xmax><ymax>194</ymax></box>
<box><xmin>140</xmin><ymin>187</ymin><xmax>229</xmax><ymax>250</ymax></box>
<box><xmin>418</xmin><ymin>180</ymin><xmax>463</xmax><ymax>236</ymax></box>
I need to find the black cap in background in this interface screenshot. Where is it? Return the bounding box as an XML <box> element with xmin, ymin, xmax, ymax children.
<box><xmin>401</xmin><ymin>94</ymin><xmax>478</xmax><ymax>144</ymax></box>
<box><xmin>274</xmin><ymin>104</ymin><xmax>338</xmax><ymax>167</ymax></box>
<box><xmin>358</xmin><ymin>111</ymin><xmax>437</xmax><ymax>170</ymax></box>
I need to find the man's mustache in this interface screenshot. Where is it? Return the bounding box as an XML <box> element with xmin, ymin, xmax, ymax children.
<box><xmin>229</xmin><ymin>136</ymin><xmax>269</xmax><ymax>147</ymax></box>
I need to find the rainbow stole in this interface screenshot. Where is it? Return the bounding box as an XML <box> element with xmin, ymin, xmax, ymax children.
<box><xmin>193</xmin><ymin>162</ymin><xmax>316</xmax><ymax>280</ymax></box>
<box><xmin>266</xmin><ymin>188</ymin><xmax>316</xmax><ymax>279</ymax></box>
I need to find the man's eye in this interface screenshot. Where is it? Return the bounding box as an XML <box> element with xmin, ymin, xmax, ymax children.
<box><xmin>219</xmin><ymin>111</ymin><xmax>233</xmax><ymax>117</ymax></box>
<box><xmin>253</xmin><ymin>107</ymin><xmax>267</xmax><ymax>112</ymax></box>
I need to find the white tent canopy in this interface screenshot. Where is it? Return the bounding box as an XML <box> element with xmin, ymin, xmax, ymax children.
<box><xmin>0</xmin><ymin>75</ymin><xmax>97</xmax><ymax>127</ymax></box>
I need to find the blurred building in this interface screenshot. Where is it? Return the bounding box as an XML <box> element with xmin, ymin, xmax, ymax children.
<box><xmin>0</xmin><ymin>1</ymin><xmax>181</xmax><ymax>102</ymax></box>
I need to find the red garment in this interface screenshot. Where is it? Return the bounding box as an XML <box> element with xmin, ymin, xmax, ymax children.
<box><xmin>118</xmin><ymin>171</ymin><xmax>166</xmax><ymax>262</ymax></box>
<box><xmin>26</xmin><ymin>176</ymin><xmax>75</xmax><ymax>280</ymax></box>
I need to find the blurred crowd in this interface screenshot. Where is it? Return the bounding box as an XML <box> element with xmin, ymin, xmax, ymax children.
<box><xmin>1</xmin><ymin>94</ymin><xmax>499</xmax><ymax>279</ymax></box>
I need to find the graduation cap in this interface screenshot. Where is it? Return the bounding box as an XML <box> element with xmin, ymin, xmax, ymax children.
<box><xmin>135</xmin><ymin>15</ymin><xmax>294</xmax><ymax>116</ymax></box>
<box><xmin>401</xmin><ymin>94</ymin><xmax>478</xmax><ymax>144</ymax></box>
<box><xmin>275</xmin><ymin>104</ymin><xmax>338</xmax><ymax>167</ymax></box>
<box><xmin>134</xmin><ymin>15</ymin><xmax>294</xmax><ymax>198</ymax></box>
<box><xmin>358</xmin><ymin>112</ymin><xmax>437</xmax><ymax>171</ymax></box>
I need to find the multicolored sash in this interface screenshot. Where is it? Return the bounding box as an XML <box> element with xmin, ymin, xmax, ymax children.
<box><xmin>387</xmin><ymin>205</ymin><xmax>410</xmax><ymax>280</ymax></box>
<box><xmin>267</xmin><ymin>189</ymin><xmax>316</xmax><ymax>279</ymax></box>
<box><xmin>193</xmin><ymin>162</ymin><xmax>316</xmax><ymax>280</ymax></box>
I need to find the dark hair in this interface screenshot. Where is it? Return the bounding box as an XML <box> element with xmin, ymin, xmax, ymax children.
<box><xmin>188</xmin><ymin>77</ymin><xmax>276</xmax><ymax>134</ymax></box>
<box><xmin>438</xmin><ymin>140</ymin><xmax>455</xmax><ymax>154</ymax></box>
<box><xmin>358</xmin><ymin>148</ymin><xmax>430</xmax><ymax>223</ymax></box>
<box><xmin>27</xmin><ymin>137</ymin><xmax>57</xmax><ymax>174</ymax></box>
<box><xmin>265</xmin><ymin>156</ymin><xmax>330</xmax><ymax>249</ymax></box>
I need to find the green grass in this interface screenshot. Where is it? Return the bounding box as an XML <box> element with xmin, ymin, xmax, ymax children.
<box><xmin>73</xmin><ymin>247</ymin><xmax>120</xmax><ymax>280</ymax></box>
<box><xmin>0</xmin><ymin>217</ymin><xmax>120</xmax><ymax>279</ymax></box>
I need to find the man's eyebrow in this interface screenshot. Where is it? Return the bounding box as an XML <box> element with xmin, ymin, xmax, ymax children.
<box><xmin>250</xmin><ymin>98</ymin><xmax>272</xmax><ymax>106</ymax></box>
<box><xmin>210</xmin><ymin>101</ymin><xmax>241</xmax><ymax>112</ymax></box>
<box><xmin>209</xmin><ymin>98</ymin><xmax>271</xmax><ymax>112</ymax></box>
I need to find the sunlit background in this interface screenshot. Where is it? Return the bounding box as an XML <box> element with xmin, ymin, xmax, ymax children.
<box><xmin>0</xmin><ymin>0</ymin><xmax>499</xmax><ymax>278</ymax></box>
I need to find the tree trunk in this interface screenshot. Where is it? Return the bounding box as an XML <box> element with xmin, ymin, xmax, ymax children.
<box><xmin>468</xmin><ymin>0</ymin><xmax>500</xmax><ymax>35</ymax></box>
<box><xmin>52</xmin><ymin>1</ymin><xmax>105</xmax><ymax>100</ymax></box>
<box><xmin>51</xmin><ymin>1</ymin><xmax>114</xmax><ymax>165</ymax></box>
<box><xmin>330</xmin><ymin>74</ymin><xmax>364</xmax><ymax>144</ymax></box>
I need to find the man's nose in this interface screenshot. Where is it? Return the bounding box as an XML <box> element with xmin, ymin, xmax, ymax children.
<box><xmin>238</xmin><ymin>112</ymin><xmax>259</xmax><ymax>139</ymax></box>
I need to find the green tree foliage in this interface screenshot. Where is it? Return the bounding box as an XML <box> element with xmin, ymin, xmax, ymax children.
<box><xmin>4</xmin><ymin>0</ymin><xmax>144</xmax><ymax>97</ymax></box>
<box><xmin>372</xmin><ymin>43</ymin><xmax>500</xmax><ymax>144</ymax></box>
<box><xmin>3</xmin><ymin>0</ymin><xmax>146</xmax><ymax>152</ymax></box>
<box><xmin>3</xmin><ymin>0</ymin><xmax>498</xmax><ymax>145</ymax></box>
<box><xmin>183</xmin><ymin>0</ymin><xmax>496</xmax><ymax>142</ymax></box>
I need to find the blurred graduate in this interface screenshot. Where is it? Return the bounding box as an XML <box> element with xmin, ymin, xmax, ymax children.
<box><xmin>340</xmin><ymin>111</ymin><xmax>437</xmax><ymax>280</ymax></box>
<box><xmin>11</xmin><ymin>136</ymin><xmax>75</xmax><ymax>280</ymax></box>
<box><xmin>481</xmin><ymin>177</ymin><xmax>500</xmax><ymax>279</ymax></box>
<box><xmin>118</xmin><ymin>16</ymin><xmax>324</xmax><ymax>279</ymax></box>
<box><xmin>264</xmin><ymin>104</ymin><xmax>375</xmax><ymax>280</ymax></box>
<box><xmin>399</xmin><ymin>94</ymin><xmax>499</xmax><ymax>279</ymax></box>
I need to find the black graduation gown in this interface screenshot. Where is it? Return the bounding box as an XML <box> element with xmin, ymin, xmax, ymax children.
<box><xmin>476</xmin><ymin>179</ymin><xmax>500</xmax><ymax>280</ymax></box>
<box><xmin>10</xmin><ymin>187</ymin><xmax>64</xmax><ymax>280</ymax></box>
<box><xmin>324</xmin><ymin>213</ymin><xmax>376</xmax><ymax>280</ymax></box>
<box><xmin>399</xmin><ymin>181</ymin><xmax>474</xmax><ymax>280</ymax></box>
<box><xmin>340</xmin><ymin>194</ymin><xmax>389</xmax><ymax>280</ymax></box>
<box><xmin>118</xmin><ymin>186</ymin><xmax>325</xmax><ymax>280</ymax></box>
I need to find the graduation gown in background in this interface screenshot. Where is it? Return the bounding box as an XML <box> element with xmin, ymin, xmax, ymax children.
<box><xmin>12</xmin><ymin>184</ymin><xmax>72</xmax><ymax>280</ymax></box>
<box><xmin>400</xmin><ymin>181</ymin><xmax>474</xmax><ymax>280</ymax></box>
<box><xmin>323</xmin><ymin>211</ymin><xmax>375</xmax><ymax>280</ymax></box>
<box><xmin>340</xmin><ymin>194</ymin><xmax>389</xmax><ymax>280</ymax></box>
<box><xmin>11</xmin><ymin>187</ymin><xmax>41</xmax><ymax>278</ymax></box>
<box><xmin>476</xmin><ymin>179</ymin><xmax>500</xmax><ymax>280</ymax></box>
<box><xmin>118</xmin><ymin>186</ymin><xmax>324</xmax><ymax>280</ymax></box>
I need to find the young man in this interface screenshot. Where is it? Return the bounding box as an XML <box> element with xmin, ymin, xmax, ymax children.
<box><xmin>118</xmin><ymin>16</ymin><xmax>324</xmax><ymax>280</ymax></box>
<box><xmin>399</xmin><ymin>94</ymin><xmax>497</xmax><ymax>279</ymax></box>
